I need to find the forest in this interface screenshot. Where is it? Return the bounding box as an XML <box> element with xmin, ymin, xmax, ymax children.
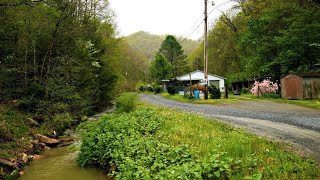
<box><xmin>0</xmin><ymin>0</ymin><xmax>150</xmax><ymax>116</ymax></box>
<box><xmin>189</xmin><ymin>0</ymin><xmax>320</xmax><ymax>82</ymax></box>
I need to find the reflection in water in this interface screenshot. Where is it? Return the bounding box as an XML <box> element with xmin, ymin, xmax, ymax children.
<box><xmin>19</xmin><ymin>145</ymin><xmax>111</xmax><ymax>180</ymax></box>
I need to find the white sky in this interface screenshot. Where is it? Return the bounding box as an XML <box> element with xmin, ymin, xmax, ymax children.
<box><xmin>108</xmin><ymin>0</ymin><xmax>236</xmax><ymax>40</ymax></box>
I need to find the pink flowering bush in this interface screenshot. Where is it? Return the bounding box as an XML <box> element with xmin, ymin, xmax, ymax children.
<box><xmin>250</xmin><ymin>79</ymin><xmax>278</xmax><ymax>96</ymax></box>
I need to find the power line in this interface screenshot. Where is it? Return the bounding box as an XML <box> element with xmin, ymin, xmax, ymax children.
<box><xmin>179</xmin><ymin>21</ymin><xmax>203</xmax><ymax>44</ymax></box>
<box><xmin>178</xmin><ymin>0</ymin><xmax>233</xmax><ymax>44</ymax></box>
<box><xmin>178</xmin><ymin>14</ymin><xmax>203</xmax><ymax>42</ymax></box>
<box><xmin>208</xmin><ymin>0</ymin><xmax>233</xmax><ymax>16</ymax></box>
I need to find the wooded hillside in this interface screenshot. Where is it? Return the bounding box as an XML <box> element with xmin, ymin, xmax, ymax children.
<box><xmin>125</xmin><ymin>31</ymin><xmax>199</xmax><ymax>61</ymax></box>
<box><xmin>189</xmin><ymin>0</ymin><xmax>320</xmax><ymax>82</ymax></box>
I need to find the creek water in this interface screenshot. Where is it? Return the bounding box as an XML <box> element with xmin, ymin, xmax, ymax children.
<box><xmin>19</xmin><ymin>145</ymin><xmax>111</xmax><ymax>180</ymax></box>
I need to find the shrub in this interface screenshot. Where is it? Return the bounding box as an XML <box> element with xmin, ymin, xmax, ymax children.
<box><xmin>241</xmin><ymin>88</ymin><xmax>249</xmax><ymax>94</ymax></box>
<box><xmin>0</xmin><ymin>121</ymin><xmax>13</xmax><ymax>143</ymax></box>
<box><xmin>250</xmin><ymin>80</ymin><xmax>278</xmax><ymax>96</ymax></box>
<box><xmin>42</xmin><ymin>113</ymin><xmax>73</xmax><ymax>135</ymax></box>
<box><xmin>17</xmin><ymin>96</ymin><xmax>41</xmax><ymax>113</ymax></box>
<box><xmin>184</xmin><ymin>87</ymin><xmax>193</xmax><ymax>99</ymax></box>
<box><xmin>209</xmin><ymin>85</ymin><xmax>221</xmax><ymax>99</ymax></box>
<box><xmin>146</xmin><ymin>86</ymin><xmax>153</xmax><ymax>92</ymax></box>
<box><xmin>262</xmin><ymin>93</ymin><xmax>280</xmax><ymax>99</ymax></box>
<box><xmin>154</xmin><ymin>87</ymin><xmax>162</xmax><ymax>94</ymax></box>
<box><xmin>138</xmin><ymin>86</ymin><xmax>145</xmax><ymax>92</ymax></box>
<box><xmin>115</xmin><ymin>93</ymin><xmax>137</xmax><ymax>113</ymax></box>
<box><xmin>167</xmin><ymin>85</ymin><xmax>176</xmax><ymax>95</ymax></box>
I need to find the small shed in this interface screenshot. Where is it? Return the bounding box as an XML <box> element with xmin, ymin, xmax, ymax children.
<box><xmin>176</xmin><ymin>70</ymin><xmax>225</xmax><ymax>92</ymax></box>
<box><xmin>281</xmin><ymin>73</ymin><xmax>320</xmax><ymax>99</ymax></box>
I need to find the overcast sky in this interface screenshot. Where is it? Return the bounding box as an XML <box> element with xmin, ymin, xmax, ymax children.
<box><xmin>108</xmin><ymin>0</ymin><xmax>235</xmax><ymax>40</ymax></box>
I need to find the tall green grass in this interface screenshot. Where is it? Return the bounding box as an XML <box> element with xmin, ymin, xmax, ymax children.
<box><xmin>77</xmin><ymin>103</ymin><xmax>319</xmax><ymax>179</ymax></box>
<box><xmin>154</xmin><ymin>105</ymin><xmax>319</xmax><ymax>179</ymax></box>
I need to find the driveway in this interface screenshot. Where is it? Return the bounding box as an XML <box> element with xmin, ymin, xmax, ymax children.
<box><xmin>139</xmin><ymin>94</ymin><xmax>320</xmax><ymax>161</ymax></box>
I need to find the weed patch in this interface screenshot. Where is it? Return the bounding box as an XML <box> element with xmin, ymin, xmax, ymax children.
<box><xmin>115</xmin><ymin>93</ymin><xmax>138</xmax><ymax>113</ymax></box>
<box><xmin>77</xmin><ymin>105</ymin><xmax>319</xmax><ymax>179</ymax></box>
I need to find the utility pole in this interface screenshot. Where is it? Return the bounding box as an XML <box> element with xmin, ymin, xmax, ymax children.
<box><xmin>204</xmin><ymin>0</ymin><xmax>209</xmax><ymax>99</ymax></box>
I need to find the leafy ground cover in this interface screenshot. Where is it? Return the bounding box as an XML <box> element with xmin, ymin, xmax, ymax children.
<box><xmin>77</xmin><ymin>103</ymin><xmax>319</xmax><ymax>179</ymax></box>
<box><xmin>0</xmin><ymin>104</ymin><xmax>33</xmax><ymax>159</ymax></box>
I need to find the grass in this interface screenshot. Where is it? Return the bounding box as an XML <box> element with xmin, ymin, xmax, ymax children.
<box><xmin>160</xmin><ymin>92</ymin><xmax>239</xmax><ymax>105</ymax></box>
<box><xmin>161</xmin><ymin>92</ymin><xmax>320</xmax><ymax>110</ymax></box>
<box><xmin>0</xmin><ymin>104</ymin><xmax>31</xmax><ymax>159</ymax></box>
<box><xmin>0</xmin><ymin>103</ymin><xmax>74</xmax><ymax>159</ymax></box>
<box><xmin>230</xmin><ymin>93</ymin><xmax>320</xmax><ymax>110</ymax></box>
<box><xmin>146</xmin><ymin>104</ymin><xmax>319</xmax><ymax>179</ymax></box>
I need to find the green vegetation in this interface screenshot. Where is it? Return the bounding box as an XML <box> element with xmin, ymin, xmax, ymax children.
<box><xmin>0</xmin><ymin>1</ymin><xmax>148</xmax><ymax>178</ymax></box>
<box><xmin>115</xmin><ymin>93</ymin><xmax>138</xmax><ymax>113</ymax></box>
<box><xmin>0</xmin><ymin>104</ymin><xmax>32</xmax><ymax>159</ymax></box>
<box><xmin>188</xmin><ymin>0</ymin><xmax>320</xmax><ymax>81</ymax></box>
<box><xmin>229</xmin><ymin>94</ymin><xmax>320</xmax><ymax>110</ymax></box>
<box><xmin>158</xmin><ymin>35</ymin><xmax>187</xmax><ymax>77</ymax></box>
<box><xmin>77</xmin><ymin>104</ymin><xmax>319</xmax><ymax>179</ymax></box>
<box><xmin>209</xmin><ymin>85</ymin><xmax>221</xmax><ymax>99</ymax></box>
<box><xmin>0</xmin><ymin>103</ymin><xmax>77</xmax><ymax>160</ymax></box>
<box><xmin>161</xmin><ymin>93</ymin><xmax>238</xmax><ymax>105</ymax></box>
<box><xmin>125</xmin><ymin>31</ymin><xmax>199</xmax><ymax>62</ymax></box>
<box><xmin>149</xmin><ymin>53</ymin><xmax>172</xmax><ymax>83</ymax></box>
<box><xmin>161</xmin><ymin>92</ymin><xmax>320</xmax><ymax>110</ymax></box>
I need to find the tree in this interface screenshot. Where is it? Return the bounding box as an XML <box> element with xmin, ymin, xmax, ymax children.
<box><xmin>159</xmin><ymin>35</ymin><xmax>186</xmax><ymax>77</ymax></box>
<box><xmin>0</xmin><ymin>0</ymin><xmax>121</xmax><ymax>114</ymax></box>
<box><xmin>149</xmin><ymin>53</ymin><xmax>172</xmax><ymax>83</ymax></box>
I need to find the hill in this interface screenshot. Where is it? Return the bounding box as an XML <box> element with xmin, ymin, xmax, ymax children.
<box><xmin>125</xmin><ymin>31</ymin><xmax>199</xmax><ymax>61</ymax></box>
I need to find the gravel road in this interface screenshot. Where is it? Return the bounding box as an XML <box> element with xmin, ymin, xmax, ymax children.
<box><xmin>139</xmin><ymin>94</ymin><xmax>320</xmax><ymax>161</ymax></box>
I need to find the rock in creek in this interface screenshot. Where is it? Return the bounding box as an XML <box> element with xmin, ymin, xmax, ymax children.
<box><xmin>35</xmin><ymin>134</ymin><xmax>59</xmax><ymax>145</ymax></box>
<box><xmin>21</xmin><ymin>153</ymin><xmax>28</xmax><ymax>164</ymax></box>
<box><xmin>32</xmin><ymin>155</ymin><xmax>43</xmax><ymax>161</ymax></box>
<box><xmin>58</xmin><ymin>137</ymin><xmax>75</xmax><ymax>147</ymax></box>
<box><xmin>0</xmin><ymin>157</ymin><xmax>18</xmax><ymax>168</ymax></box>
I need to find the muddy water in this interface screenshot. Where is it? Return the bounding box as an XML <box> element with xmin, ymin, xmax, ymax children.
<box><xmin>19</xmin><ymin>145</ymin><xmax>111</xmax><ymax>180</ymax></box>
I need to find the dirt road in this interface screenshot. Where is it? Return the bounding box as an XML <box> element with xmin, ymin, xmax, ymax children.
<box><xmin>139</xmin><ymin>94</ymin><xmax>320</xmax><ymax>161</ymax></box>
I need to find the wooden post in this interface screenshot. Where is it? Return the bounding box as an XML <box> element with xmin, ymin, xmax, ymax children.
<box><xmin>224</xmin><ymin>82</ymin><xmax>228</xmax><ymax>99</ymax></box>
<box><xmin>204</xmin><ymin>0</ymin><xmax>208</xmax><ymax>100</ymax></box>
<box><xmin>189</xmin><ymin>73</ymin><xmax>193</xmax><ymax>97</ymax></box>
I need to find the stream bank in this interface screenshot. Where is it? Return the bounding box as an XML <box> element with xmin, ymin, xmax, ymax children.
<box><xmin>0</xmin><ymin>105</ymin><xmax>115</xmax><ymax>179</ymax></box>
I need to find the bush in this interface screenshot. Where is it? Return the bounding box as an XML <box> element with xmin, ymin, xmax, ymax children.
<box><xmin>184</xmin><ymin>87</ymin><xmax>193</xmax><ymax>99</ymax></box>
<box><xmin>262</xmin><ymin>93</ymin><xmax>280</xmax><ymax>99</ymax></box>
<box><xmin>17</xmin><ymin>96</ymin><xmax>41</xmax><ymax>113</ymax></box>
<box><xmin>138</xmin><ymin>86</ymin><xmax>145</xmax><ymax>92</ymax></box>
<box><xmin>115</xmin><ymin>93</ymin><xmax>137</xmax><ymax>113</ymax></box>
<box><xmin>167</xmin><ymin>85</ymin><xmax>176</xmax><ymax>95</ymax></box>
<box><xmin>146</xmin><ymin>86</ymin><xmax>153</xmax><ymax>92</ymax></box>
<box><xmin>241</xmin><ymin>88</ymin><xmax>249</xmax><ymax>94</ymax></box>
<box><xmin>0</xmin><ymin>121</ymin><xmax>13</xmax><ymax>143</ymax></box>
<box><xmin>251</xmin><ymin>80</ymin><xmax>278</xmax><ymax>96</ymax></box>
<box><xmin>154</xmin><ymin>87</ymin><xmax>162</xmax><ymax>94</ymax></box>
<box><xmin>209</xmin><ymin>85</ymin><xmax>221</xmax><ymax>99</ymax></box>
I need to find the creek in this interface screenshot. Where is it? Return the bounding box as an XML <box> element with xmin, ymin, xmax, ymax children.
<box><xmin>18</xmin><ymin>145</ymin><xmax>112</xmax><ymax>180</ymax></box>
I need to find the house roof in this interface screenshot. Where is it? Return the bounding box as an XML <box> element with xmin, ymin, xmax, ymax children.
<box><xmin>176</xmin><ymin>70</ymin><xmax>225</xmax><ymax>81</ymax></box>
